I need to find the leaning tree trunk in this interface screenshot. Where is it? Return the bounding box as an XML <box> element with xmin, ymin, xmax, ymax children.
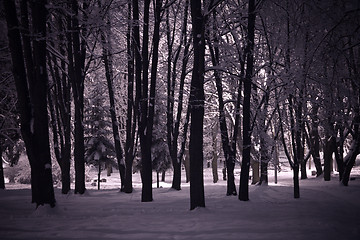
<box><xmin>342</xmin><ymin>116</ymin><xmax>360</xmax><ymax>186</ymax></box>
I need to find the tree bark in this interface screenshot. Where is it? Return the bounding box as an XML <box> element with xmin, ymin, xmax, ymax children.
<box><xmin>239</xmin><ymin>0</ymin><xmax>256</xmax><ymax>201</ymax></box>
<box><xmin>189</xmin><ymin>0</ymin><xmax>205</xmax><ymax>210</ymax></box>
<box><xmin>167</xmin><ymin>0</ymin><xmax>190</xmax><ymax>191</ymax></box>
<box><xmin>323</xmin><ymin>135</ymin><xmax>335</xmax><ymax>181</ymax></box>
<box><xmin>4</xmin><ymin>0</ymin><xmax>56</xmax><ymax>207</ymax></box>
<box><xmin>310</xmin><ymin>106</ymin><xmax>323</xmax><ymax>176</ymax></box>
<box><xmin>124</xmin><ymin>0</ymin><xmax>136</xmax><ymax>194</ymax></box>
<box><xmin>0</xmin><ymin>146</ymin><xmax>5</xmax><ymax>189</ymax></box>
<box><xmin>207</xmin><ymin>17</ymin><xmax>237</xmax><ymax>195</ymax></box>
<box><xmin>67</xmin><ymin>0</ymin><xmax>87</xmax><ymax>195</ymax></box>
<box><xmin>99</xmin><ymin>5</ymin><xmax>126</xmax><ymax>190</ymax></box>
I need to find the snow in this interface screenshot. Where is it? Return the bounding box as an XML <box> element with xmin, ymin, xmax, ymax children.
<box><xmin>1</xmin><ymin>167</ymin><xmax>360</xmax><ymax>240</ymax></box>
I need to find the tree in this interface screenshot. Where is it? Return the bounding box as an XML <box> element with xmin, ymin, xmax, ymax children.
<box><xmin>4</xmin><ymin>0</ymin><xmax>56</xmax><ymax>207</ymax></box>
<box><xmin>239</xmin><ymin>0</ymin><xmax>256</xmax><ymax>201</ymax></box>
<box><xmin>189</xmin><ymin>0</ymin><xmax>206</xmax><ymax>210</ymax></box>
<box><xmin>47</xmin><ymin>6</ymin><xmax>72</xmax><ymax>194</ymax></box>
<box><xmin>98</xmin><ymin>0</ymin><xmax>126</xmax><ymax>190</ymax></box>
<box><xmin>166</xmin><ymin>0</ymin><xmax>191</xmax><ymax>191</ymax></box>
<box><xmin>124</xmin><ymin>0</ymin><xmax>136</xmax><ymax>194</ymax></box>
<box><xmin>132</xmin><ymin>0</ymin><xmax>163</xmax><ymax>202</ymax></box>
<box><xmin>0</xmin><ymin>4</ymin><xmax>19</xmax><ymax>190</ymax></box>
<box><xmin>207</xmin><ymin>8</ymin><xmax>243</xmax><ymax>196</ymax></box>
<box><xmin>84</xmin><ymin>86</ymin><xmax>116</xmax><ymax>190</ymax></box>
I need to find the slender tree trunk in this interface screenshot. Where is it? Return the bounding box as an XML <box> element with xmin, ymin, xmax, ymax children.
<box><xmin>124</xmin><ymin>0</ymin><xmax>135</xmax><ymax>194</ymax></box>
<box><xmin>212</xmin><ymin>124</ymin><xmax>219</xmax><ymax>183</ymax></box>
<box><xmin>99</xmin><ymin>8</ymin><xmax>126</xmax><ymax>190</ymax></box>
<box><xmin>208</xmin><ymin>18</ymin><xmax>237</xmax><ymax>195</ymax></box>
<box><xmin>310</xmin><ymin>106</ymin><xmax>322</xmax><ymax>176</ymax></box>
<box><xmin>189</xmin><ymin>0</ymin><xmax>205</xmax><ymax>210</ymax></box>
<box><xmin>0</xmin><ymin>146</ymin><xmax>5</xmax><ymax>189</ymax></box>
<box><xmin>342</xmin><ymin>117</ymin><xmax>360</xmax><ymax>185</ymax></box>
<box><xmin>167</xmin><ymin>0</ymin><xmax>190</xmax><ymax>191</ymax></box>
<box><xmin>342</xmin><ymin>41</ymin><xmax>360</xmax><ymax>186</ymax></box>
<box><xmin>288</xmin><ymin>95</ymin><xmax>300</xmax><ymax>198</ymax></box>
<box><xmin>67</xmin><ymin>0</ymin><xmax>87</xmax><ymax>195</ymax></box>
<box><xmin>251</xmin><ymin>161</ymin><xmax>260</xmax><ymax>184</ymax></box>
<box><xmin>239</xmin><ymin>0</ymin><xmax>256</xmax><ymax>201</ymax></box>
<box><xmin>47</xmin><ymin>40</ymin><xmax>71</xmax><ymax>194</ymax></box>
<box><xmin>140</xmin><ymin>0</ymin><xmax>163</xmax><ymax>202</ymax></box>
<box><xmin>323</xmin><ymin>135</ymin><xmax>335</xmax><ymax>181</ymax></box>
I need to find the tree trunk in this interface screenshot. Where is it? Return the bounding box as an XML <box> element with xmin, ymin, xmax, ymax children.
<box><xmin>239</xmin><ymin>0</ymin><xmax>256</xmax><ymax>201</ymax></box>
<box><xmin>0</xmin><ymin>146</ymin><xmax>5</xmax><ymax>189</ymax></box>
<box><xmin>98</xmin><ymin>162</ymin><xmax>101</xmax><ymax>190</ymax></box>
<box><xmin>189</xmin><ymin>0</ymin><xmax>206</xmax><ymax>210</ymax></box>
<box><xmin>211</xmin><ymin>125</ymin><xmax>218</xmax><ymax>184</ymax></box>
<box><xmin>47</xmin><ymin>36</ymin><xmax>71</xmax><ymax>194</ymax></box>
<box><xmin>342</xmin><ymin>118</ymin><xmax>360</xmax><ymax>186</ymax></box>
<box><xmin>4</xmin><ymin>0</ymin><xmax>56</xmax><ymax>207</ymax></box>
<box><xmin>184</xmin><ymin>142</ymin><xmax>190</xmax><ymax>183</ymax></box>
<box><xmin>167</xmin><ymin>0</ymin><xmax>190</xmax><ymax>191</ymax></box>
<box><xmin>68</xmin><ymin>0</ymin><xmax>87</xmax><ymax>195</ymax></box>
<box><xmin>124</xmin><ymin>0</ymin><xmax>135</xmax><ymax>194</ymax></box>
<box><xmin>323</xmin><ymin>135</ymin><xmax>335</xmax><ymax>181</ymax></box>
<box><xmin>207</xmin><ymin>12</ymin><xmax>239</xmax><ymax>195</ymax></box>
<box><xmin>99</xmin><ymin>9</ymin><xmax>126</xmax><ymax>189</ymax></box>
<box><xmin>251</xmin><ymin>160</ymin><xmax>260</xmax><ymax>184</ymax></box>
<box><xmin>289</xmin><ymin>95</ymin><xmax>300</xmax><ymax>198</ymax></box>
<box><xmin>310</xmin><ymin>106</ymin><xmax>323</xmax><ymax>176</ymax></box>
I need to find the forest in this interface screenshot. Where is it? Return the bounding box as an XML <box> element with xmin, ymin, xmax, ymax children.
<box><xmin>0</xmin><ymin>0</ymin><xmax>359</xmax><ymax>213</ymax></box>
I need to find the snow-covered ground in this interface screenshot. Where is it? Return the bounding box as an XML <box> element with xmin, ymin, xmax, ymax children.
<box><xmin>1</xmin><ymin>166</ymin><xmax>360</xmax><ymax>240</ymax></box>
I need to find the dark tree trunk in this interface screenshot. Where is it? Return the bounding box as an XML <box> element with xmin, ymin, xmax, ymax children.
<box><xmin>50</xmin><ymin>15</ymin><xmax>71</xmax><ymax>194</ymax></box>
<box><xmin>333</xmin><ymin>126</ymin><xmax>344</xmax><ymax>180</ymax></box>
<box><xmin>342</xmin><ymin>119</ymin><xmax>360</xmax><ymax>186</ymax></box>
<box><xmin>323</xmin><ymin>135</ymin><xmax>335</xmax><ymax>181</ymax></box>
<box><xmin>67</xmin><ymin>0</ymin><xmax>87</xmax><ymax>194</ymax></box>
<box><xmin>4</xmin><ymin>0</ymin><xmax>56</xmax><ymax>207</ymax></box>
<box><xmin>99</xmin><ymin>6</ymin><xmax>126</xmax><ymax>190</ymax></box>
<box><xmin>239</xmin><ymin>0</ymin><xmax>256</xmax><ymax>201</ymax></box>
<box><xmin>211</xmin><ymin>125</ymin><xmax>219</xmax><ymax>184</ymax></box>
<box><xmin>342</xmin><ymin>43</ymin><xmax>360</xmax><ymax>186</ymax></box>
<box><xmin>124</xmin><ymin>0</ymin><xmax>135</xmax><ymax>194</ymax></box>
<box><xmin>207</xmin><ymin>16</ymin><xmax>237</xmax><ymax>196</ymax></box>
<box><xmin>0</xmin><ymin>146</ymin><xmax>5</xmax><ymax>189</ymax></box>
<box><xmin>47</xmin><ymin>43</ymin><xmax>71</xmax><ymax>194</ymax></box>
<box><xmin>342</xmin><ymin>145</ymin><xmax>359</xmax><ymax>186</ymax></box>
<box><xmin>167</xmin><ymin>0</ymin><xmax>190</xmax><ymax>191</ymax></box>
<box><xmin>259</xmin><ymin>153</ymin><xmax>269</xmax><ymax>185</ymax></box>
<box><xmin>142</xmin><ymin>0</ymin><xmax>162</xmax><ymax>202</ymax></box>
<box><xmin>30</xmin><ymin>0</ymin><xmax>56</xmax><ymax>206</ymax></box>
<box><xmin>310</xmin><ymin>105</ymin><xmax>322</xmax><ymax>176</ymax></box>
<box><xmin>288</xmin><ymin>95</ymin><xmax>300</xmax><ymax>198</ymax></box>
<box><xmin>189</xmin><ymin>0</ymin><xmax>206</xmax><ymax>210</ymax></box>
